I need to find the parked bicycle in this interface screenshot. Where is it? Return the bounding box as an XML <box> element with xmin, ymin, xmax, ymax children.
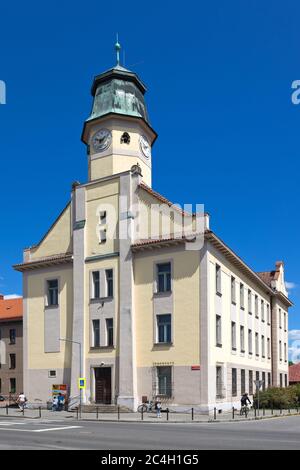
<box><xmin>137</xmin><ymin>400</ymin><xmax>155</xmax><ymax>413</ymax></box>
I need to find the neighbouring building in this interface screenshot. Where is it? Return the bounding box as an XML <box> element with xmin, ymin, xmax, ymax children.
<box><xmin>13</xmin><ymin>43</ymin><xmax>292</xmax><ymax>412</ymax></box>
<box><xmin>289</xmin><ymin>363</ymin><xmax>300</xmax><ymax>385</ymax></box>
<box><xmin>0</xmin><ymin>295</ymin><xmax>23</xmax><ymax>397</ymax></box>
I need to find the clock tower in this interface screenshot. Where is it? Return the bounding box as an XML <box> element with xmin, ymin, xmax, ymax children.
<box><xmin>81</xmin><ymin>40</ymin><xmax>157</xmax><ymax>187</ymax></box>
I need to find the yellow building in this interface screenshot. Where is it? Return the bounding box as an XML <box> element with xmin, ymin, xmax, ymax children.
<box><xmin>14</xmin><ymin>43</ymin><xmax>292</xmax><ymax>412</ymax></box>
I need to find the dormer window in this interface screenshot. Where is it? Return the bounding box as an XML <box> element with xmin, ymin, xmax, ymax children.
<box><xmin>121</xmin><ymin>132</ymin><xmax>130</xmax><ymax>144</ymax></box>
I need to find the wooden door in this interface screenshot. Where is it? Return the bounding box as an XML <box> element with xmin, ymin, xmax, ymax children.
<box><xmin>95</xmin><ymin>368</ymin><xmax>111</xmax><ymax>404</ymax></box>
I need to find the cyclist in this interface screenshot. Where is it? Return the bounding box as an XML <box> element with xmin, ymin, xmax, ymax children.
<box><xmin>240</xmin><ymin>393</ymin><xmax>251</xmax><ymax>415</ymax></box>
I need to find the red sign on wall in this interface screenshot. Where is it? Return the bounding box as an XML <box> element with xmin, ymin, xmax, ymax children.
<box><xmin>191</xmin><ymin>365</ymin><xmax>200</xmax><ymax>370</ymax></box>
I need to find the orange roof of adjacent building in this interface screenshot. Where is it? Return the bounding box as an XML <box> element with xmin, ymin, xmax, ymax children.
<box><xmin>0</xmin><ymin>295</ymin><xmax>23</xmax><ymax>321</ymax></box>
<box><xmin>289</xmin><ymin>363</ymin><xmax>300</xmax><ymax>383</ymax></box>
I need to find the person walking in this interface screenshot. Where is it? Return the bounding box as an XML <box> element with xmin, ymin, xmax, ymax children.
<box><xmin>57</xmin><ymin>393</ymin><xmax>65</xmax><ymax>411</ymax></box>
<box><xmin>52</xmin><ymin>395</ymin><xmax>58</xmax><ymax>412</ymax></box>
<box><xmin>17</xmin><ymin>392</ymin><xmax>27</xmax><ymax>411</ymax></box>
<box><xmin>156</xmin><ymin>399</ymin><xmax>162</xmax><ymax>418</ymax></box>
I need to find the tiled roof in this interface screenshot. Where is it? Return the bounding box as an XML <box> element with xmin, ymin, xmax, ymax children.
<box><xmin>289</xmin><ymin>363</ymin><xmax>300</xmax><ymax>383</ymax></box>
<box><xmin>0</xmin><ymin>296</ymin><xmax>23</xmax><ymax>321</ymax></box>
<box><xmin>13</xmin><ymin>253</ymin><xmax>73</xmax><ymax>272</ymax></box>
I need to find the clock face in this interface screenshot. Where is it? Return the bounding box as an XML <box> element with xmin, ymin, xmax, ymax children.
<box><xmin>139</xmin><ymin>135</ymin><xmax>151</xmax><ymax>159</ymax></box>
<box><xmin>92</xmin><ymin>129</ymin><xmax>112</xmax><ymax>152</ymax></box>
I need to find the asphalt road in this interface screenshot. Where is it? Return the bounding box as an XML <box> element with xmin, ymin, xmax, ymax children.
<box><xmin>0</xmin><ymin>415</ymin><xmax>300</xmax><ymax>450</ymax></box>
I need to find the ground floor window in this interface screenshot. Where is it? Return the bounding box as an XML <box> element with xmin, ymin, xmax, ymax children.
<box><xmin>284</xmin><ymin>374</ymin><xmax>287</xmax><ymax>387</ymax></box>
<box><xmin>241</xmin><ymin>369</ymin><xmax>245</xmax><ymax>395</ymax></box>
<box><xmin>280</xmin><ymin>373</ymin><xmax>283</xmax><ymax>387</ymax></box>
<box><xmin>249</xmin><ymin>370</ymin><xmax>253</xmax><ymax>395</ymax></box>
<box><xmin>10</xmin><ymin>378</ymin><xmax>16</xmax><ymax>394</ymax></box>
<box><xmin>262</xmin><ymin>371</ymin><xmax>266</xmax><ymax>391</ymax></box>
<box><xmin>157</xmin><ymin>366</ymin><xmax>172</xmax><ymax>397</ymax></box>
<box><xmin>216</xmin><ymin>366</ymin><xmax>223</xmax><ymax>398</ymax></box>
<box><xmin>268</xmin><ymin>372</ymin><xmax>271</xmax><ymax>388</ymax></box>
<box><xmin>232</xmin><ymin>368</ymin><xmax>237</xmax><ymax>397</ymax></box>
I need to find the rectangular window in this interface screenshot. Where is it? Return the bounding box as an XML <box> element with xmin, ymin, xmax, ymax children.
<box><xmin>248</xmin><ymin>289</ymin><xmax>252</xmax><ymax>314</ymax></box>
<box><xmin>280</xmin><ymin>373</ymin><xmax>283</xmax><ymax>388</ymax></box>
<box><xmin>279</xmin><ymin>308</ymin><xmax>282</xmax><ymax>328</ymax></box>
<box><xmin>267</xmin><ymin>304</ymin><xmax>270</xmax><ymax>324</ymax></box>
<box><xmin>47</xmin><ymin>279</ymin><xmax>58</xmax><ymax>306</ymax></box>
<box><xmin>267</xmin><ymin>338</ymin><xmax>271</xmax><ymax>359</ymax></box>
<box><xmin>232</xmin><ymin>368</ymin><xmax>237</xmax><ymax>397</ymax></box>
<box><xmin>92</xmin><ymin>319</ymin><xmax>100</xmax><ymax>347</ymax></box>
<box><xmin>240</xmin><ymin>283</ymin><xmax>244</xmax><ymax>309</ymax></box>
<box><xmin>285</xmin><ymin>374</ymin><xmax>288</xmax><ymax>387</ymax></box>
<box><xmin>279</xmin><ymin>340</ymin><xmax>282</xmax><ymax>361</ymax></box>
<box><xmin>231</xmin><ymin>276</ymin><xmax>236</xmax><ymax>304</ymax></box>
<box><xmin>105</xmin><ymin>269</ymin><xmax>113</xmax><ymax>297</ymax></box>
<box><xmin>261</xmin><ymin>300</ymin><xmax>264</xmax><ymax>322</ymax></box>
<box><xmin>92</xmin><ymin>271</ymin><xmax>100</xmax><ymax>299</ymax></box>
<box><xmin>255</xmin><ymin>332</ymin><xmax>259</xmax><ymax>357</ymax></box>
<box><xmin>241</xmin><ymin>369</ymin><xmax>245</xmax><ymax>395</ymax></box>
<box><xmin>255</xmin><ymin>295</ymin><xmax>258</xmax><ymax>318</ymax></box>
<box><xmin>262</xmin><ymin>372</ymin><xmax>266</xmax><ymax>391</ymax></box>
<box><xmin>106</xmin><ymin>318</ymin><xmax>114</xmax><ymax>347</ymax></box>
<box><xmin>216</xmin><ymin>366</ymin><xmax>223</xmax><ymax>398</ymax></box>
<box><xmin>261</xmin><ymin>335</ymin><xmax>265</xmax><ymax>358</ymax></box>
<box><xmin>268</xmin><ymin>372</ymin><xmax>271</xmax><ymax>388</ymax></box>
<box><xmin>249</xmin><ymin>370</ymin><xmax>253</xmax><ymax>395</ymax></box>
<box><xmin>216</xmin><ymin>315</ymin><xmax>222</xmax><ymax>347</ymax></box>
<box><xmin>9</xmin><ymin>354</ymin><xmax>16</xmax><ymax>370</ymax></box>
<box><xmin>248</xmin><ymin>329</ymin><xmax>253</xmax><ymax>355</ymax></box>
<box><xmin>99</xmin><ymin>229</ymin><xmax>107</xmax><ymax>243</ymax></box>
<box><xmin>157</xmin><ymin>366</ymin><xmax>172</xmax><ymax>397</ymax></box>
<box><xmin>48</xmin><ymin>370</ymin><xmax>56</xmax><ymax>378</ymax></box>
<box><xmin>10</xmin><ymin>378</ymin><xmax>16</xmax><ymax>394</ymax></box>
<box><xmin>256</xmin><ymin>371</ymin><xmax>260</xmax><ymax>383</ymax></box>
<box><xmin>157</xmin><ymin>314</ymin><xmax>171</xmax><ymax>344</ymax></box>
<box><xmin>9</xmin><ymin>329</ymin><xmax>16</xmax><ymax>345</ymax></box>
<box><xmin>216</xmin><ymin>264</ymin><xmax>221</xmax><ymax>295</ymax></box>
<box><xmin>284</xmin><ymin>312</ymin><xmax>287</xmax><ymax>332</ymax></box>
<box><xmin>231</xmin><ymin>322</ymin><xmax>236</xmax><ymax>351</ymax></box>
<box><xmin>157</xmin><ymin>263</ymin><xmax>171</xmax><ymax>293</ymax></box>
<box><xmin>100</xmin><ymin>210</ymin><xmax>106</xmax><ymax>224</ymax></box>
<box><xmin>284</xmin><ymin>342</ymin><xmax>287</xmax><ymax>362</ymax></box>
<box><xmin>240</xmin><ymin>325</ymin><xmax>245</xmax><ymax>353</ymax></box>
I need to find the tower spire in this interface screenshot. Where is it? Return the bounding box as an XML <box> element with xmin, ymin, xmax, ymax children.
<box><xmin>115</xmin><ymin>34</ymin><xmax>121</xmax><ymax>66</ymax></box>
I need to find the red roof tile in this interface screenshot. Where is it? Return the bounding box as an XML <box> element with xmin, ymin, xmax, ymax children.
<box><xmin>289</xmin><ymin>363</ymin><xmax>300</xmax><ymax>383</ymax></box>
<box><xmin>0</xmin><ymin>296</ymin><xmax>23</xmax><ymax>321</ymax></box>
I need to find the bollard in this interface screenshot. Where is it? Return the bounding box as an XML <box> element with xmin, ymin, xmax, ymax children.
<box><xmin>76</xmin><ymin>407</ymin><xmax>79</xmax><ymax>420</ymax></box>
<box><xmin>6</xmin><ymin>405</ymin><xmax>8</xmax><ymax>416</ymax></box>
<box><xmin>166</xmin><ymin>408</ymin><xmax>169</xmax><ymax>421</ymax></box>
<box><xmin>118</xmin><ymin>406</ymin><xmax>120</xmax><ymax>421</ymax></box>
<box><xmin>22</xmin><ymin>406</ymin><xmax>24</xmax><ymax>417</ymax></box>
<box><xmin>191</xmin><ymin>408</ymin><xmax>194</xmax><ymax>421</ymax></box>
<box><xmin>96</xmin><ymin>407</ymin><xmax>99</xmax><ymax>420</ymax></box>
<box><xmin>254</xmin><ymin>406</ymin><xmax>257</xmax><ymax>418</ymax></box>
<box><xmin>141</xmin><ymin>408</ymin><xmax>144</xmax><ymax>421</ymax></box>
<box><xmin>271</xmin><ymin>404</ymin><xmax>274</xmax><ymax>415</ymax></box>
<box><xmin>214</xmin><ymin>407</ymin><xmax>217</xmax><ymax>420</ymax></box>
<box><xmin>232</xmin><ymin>407</ymin><xmax>235</xmax><ymax>420</ymax></box>
<box><xmin>263</xmin><ymin>407</ymin><xmax>265</xmax><ymax>416</ymax></box>
<box><xmin>39</xmin><ymin>407</ymin><xmax>41</xmax><ymax>418</ymax></box>
<box><xmin>280</xmin><ymin>406</ymin><xmax>282</xmax><ymax>415</ymax></box>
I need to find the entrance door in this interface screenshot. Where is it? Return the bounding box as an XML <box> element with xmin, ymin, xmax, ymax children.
<box><xmin>95</xmin><ymin>367</ymin><xmax>111</xmax><ymax>404</ymax></box>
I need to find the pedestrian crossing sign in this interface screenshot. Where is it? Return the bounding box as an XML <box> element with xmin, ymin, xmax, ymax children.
<box><xmin>78</xmin><ymin>378</ymin><xmax>86</xmax><ymax>389</ymax></box>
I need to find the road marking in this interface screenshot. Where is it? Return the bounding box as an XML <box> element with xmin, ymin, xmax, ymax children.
<box><xmin>32</xmin><ymin>426</ymin><xmax>82</xmax><ymax>433</ymax></box>
<box><xmin>0</xmin><ymin>422</ymin><xmax>25</xmax><ymax>426</ymax></box>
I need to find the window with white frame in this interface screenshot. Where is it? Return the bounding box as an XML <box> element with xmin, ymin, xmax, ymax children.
<box><xmin>47</xmin><ymin>279</ymin><xmax>59</xmax><ymax>306</ymax></box>
<box><xmin>157</xmin><ymin>366</ymin><xmax>172</xmax><ymax>397</ymax></box>
<box><xmin>240</xmin><ymin>325</ymin><xmax>245</xmax><ymax>353</ymax></box>
<box><xmin>255</xmin><ymin>332</ymin><xmax>259</xmax><ymax>356</ymax></box>
<box><xmin>216</xmin><ymin>264</ymin><xmax>221</xmax><ymax>295</ymax></box>
<box><xmin>105</xmin><ymin>269</ymin><xmax>113</xmax><ymax>297</ymax></box>
<box><xmin>261</xmin><ymin>300</ymin><xmax>264</xmax><ymax>322</ymax></box>
<box><xmin>267</xmin><ymin>337</ymin><xmax>271</xmax><ymax>359</ymax></box>
<box><xmin>248</xmin><ymin>329</ymin><xmax>253</xmax><ymax>355</ymax></box>
<box><xmin>231</xmin><ymin>276</ymin><xmax>236</xmax><ymax>304</ymax></box>
<box><xmin>232</xmin><ymin>368</ymin><xmax>237</xmax><ymax>396</ymax></box>
<box><xmin>157</xmin><ymin>314</ymin><xmax>172</xmax><ymax>343</ymax></box>
<box><xmin>216</xmin><ymin>366</ymin><xmax>223</xmax><ymax>398</ymax></box>
<box><xmin>156</xmin><ymin>263</ymin><xmax>171</xmax><ymax>293</ymax></box>
<box><xmin>240</xmin><ymin>283</ymin><xmax>245</xmax><ymax>309</ymax></box>
<box><xmin>216</xmin><ymin>315</ymin><xmax>222</xmax><ymax>347</ymax></box>
<box><xmin>92</xmin><ymin>319</ymin><xmax>100</xmax><ymax>347</ymax></box>
<box><xmin>284</xmin><ymin>312</ymin><xmax>287</xmax><ymax>331</ymax></box>
<box><xmin>267</xmin><ymin>304</ymin><xmax>270</xmax><ymax>324</ymax></box>
<box><xmin>284</xmin><ymin>342</ymin><xmax>287</xmax><ymax>362</ymax></box>
<box><xmin>241</xmin><ymin>369</ymin><xmax>246</xmax><ymax>395</ymax></box>
<box><xmin>279</xmin><ymin>308</ymin><xmax>282</xmax><ymax>328</ymax></box>
<box><xmin>261</xmin><ymin>335</ymin><xmax>265</xmax><ymax>358</ymax></box>
<box><xmin>279</xmin><ymin>340</ymin><xmax>282</xmax><ymax>361</ymax></box>
<box><xmin>255</xmin><ymin>295</ymin><xmax>258</xmax><ymax>318</ymax></box>
<box><xmin>92</xmin><ymin>271</ymin><xmax>100</xmax><ymax>299</ymax></box>
<box><xmin>248</xmin><ymin>289</ymin><xmax>252</xmax><ymax>314</ymax></box>
<box><xmin>106</xmin><ymin>318</ymin><xmax>114</xmax><ymax>346</ymax></box>
<box><xmin>231</xmin><ymin>322</ymin><xmax>236</xmax><ymax>351</ymax></box>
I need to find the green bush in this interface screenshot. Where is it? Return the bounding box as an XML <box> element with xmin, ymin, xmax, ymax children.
<box><xmin>253</xmin><ymin>386</ymin><xmax>299</xmax><ymax>409</ymax></box>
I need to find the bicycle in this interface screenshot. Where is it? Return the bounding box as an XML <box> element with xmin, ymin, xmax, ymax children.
<box><xmin>240</xmin><ymin>404</ymin><xmax>250</xmax><ymax>417</ymax></box>
<box><xmin>137</xmin><ymin>400</ymin><xmax>155</xmax><ymax>413</ymax></box>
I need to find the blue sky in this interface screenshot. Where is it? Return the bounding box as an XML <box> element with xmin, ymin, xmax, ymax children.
<box><xmin>0</xmin><ymin>1</ymin><xmax>299</xmax><ymax>341</ymax></box>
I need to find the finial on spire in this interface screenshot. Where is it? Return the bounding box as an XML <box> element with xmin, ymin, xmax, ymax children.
<box><xmin>115</xmin><ymin>33</ymin><xmax>121</xmax><ymax>65</ymax></box>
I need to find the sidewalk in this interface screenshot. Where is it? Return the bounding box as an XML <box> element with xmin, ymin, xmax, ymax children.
<box><xmin>1</xmin><ymin>406</ymin><xmax>299</xmax><ymax>423</ymax></box>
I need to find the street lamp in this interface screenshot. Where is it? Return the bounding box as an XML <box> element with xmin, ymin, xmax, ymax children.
<box><xmin>59</xmin><ymin>338</ymin><xmax>82</xmax><ymax>417</ymax></box>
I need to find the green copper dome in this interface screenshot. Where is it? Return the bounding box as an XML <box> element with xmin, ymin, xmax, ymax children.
<box><xmin>86</xmin><ymin>64</ymin><xmax>150</xmax><ymax>124</ymax></box>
